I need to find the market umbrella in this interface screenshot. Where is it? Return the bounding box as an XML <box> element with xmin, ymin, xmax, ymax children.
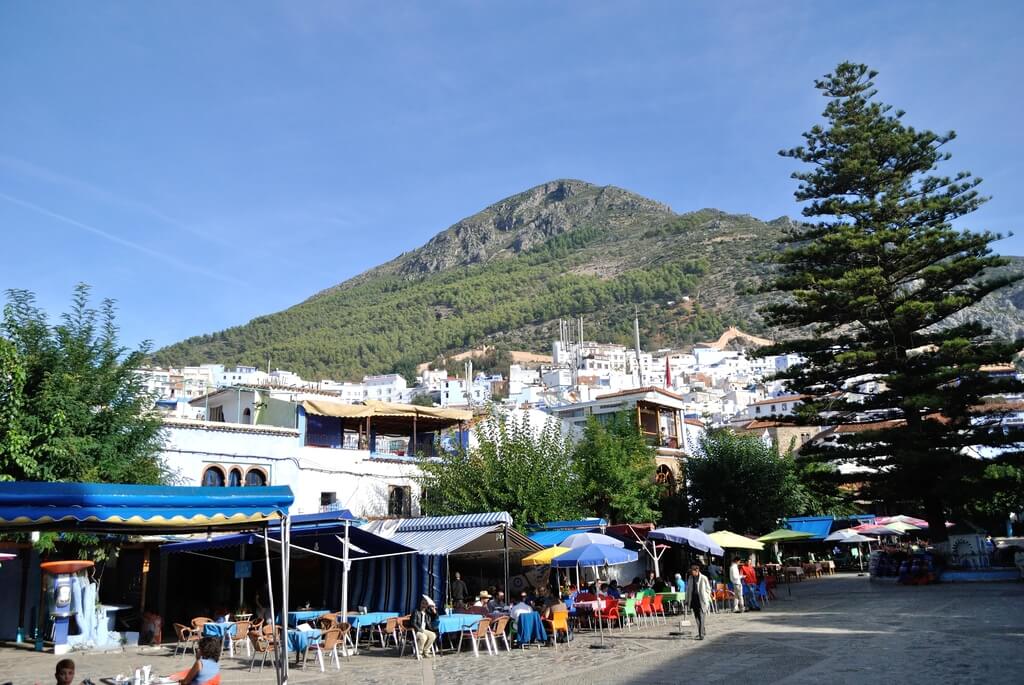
<box><xmin>756</xmin><ymin>529</ymin><xmax>814</xmax><ymax>543</ymax></box>
<box><xmin>708</xmin><ymin>530</ymin><xmax>764</xmax><ymax>551</ymax></box>
<box><xmin>824</xmin><ymin>529</ymin><xmax>873</xmax><ymax>571</ymax></box>
<box><xmin>877</xmin><ymin>515</ymin><xmax>929</xmax><ymax>528</ymax></box>
<box><xmin>883</xmin><ymin>521</ymin><xmax>922</xmax><ymax>533</ymax></box>
<box><xmin>560</xmin><ymin>532</ymin><xmax>625</xmax><ymax>548</ymax></box>
<box><xmin>551</xmin><ymin>544</ymin><xmax>638</xmax><ymax>646</ymax></box>
<box><xmin>853</xmin><ymin>524</ymin><xmax>905</xmax><ymax>537</ymax></box>
<box><xmin>521</xmin><ymin>545</ymin><xmax>570</xmax><ymax>566</ymax></box>
<box><xmin>649</xmin><ymin>527</ymin><xmax>726</xmax><ymax>556</ymax></box>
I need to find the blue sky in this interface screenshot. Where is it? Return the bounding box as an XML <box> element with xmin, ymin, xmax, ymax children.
<box><xmin>2</xmin><ymin>1</ymin><xmax>1022</xmax><ymax>350</ymax></box>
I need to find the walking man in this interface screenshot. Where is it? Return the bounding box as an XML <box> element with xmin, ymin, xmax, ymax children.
<box><xmin>685</xmin><ymin>564</ymin><xmax>712</xmax><ymax>640</ymax></box>
<box><xmin>729</xmin><ymin>556</ymin><xmax>745</xmax><ymax>613</ymax></box>
<box><xmin>450</xmin><ymin>571</ymin><xmax>468</xmax><ymax>609</ymax></box>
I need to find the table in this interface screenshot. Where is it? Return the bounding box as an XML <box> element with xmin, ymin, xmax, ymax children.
<box><xmin>573</xmin><ymin>599</ymin><xmax>610</xmax><ymax>612</ymax></box>
<box><xmin>201</xmin><ymin>622</ymin><xmax>238</xmax><ymax>657</ymax></box>
<box><xmin>785</xmin><ymin>566</ymin><xmax>805</xmax><ymax>581</ymax></box>
<box><xmin>341</xmin><ymin>612</ymin><xmax>400</xmax><ymax>653</ymax></box>
<box><xmin>99</xmin><ymin>604</ymin><xmax>132</xmax><ymax>631</ymax></box>
<box><xmin>516</xmin><ymin>612</ymin><xmax>547</xmax><ymax>645</ymax></box>
<box><xmin>436</xmin><ymin>613</ymin><xmax>481</xmax><ymax>635</ymax></box>
<box><xmin>288</xmin><ymin>609</ymin><xmax>329</xmax><ymax>627</ymax></box>
<box><xmin>287</xmin><ymin>627</ymin><xmax>322</xmax><ymax>655</ymax></box>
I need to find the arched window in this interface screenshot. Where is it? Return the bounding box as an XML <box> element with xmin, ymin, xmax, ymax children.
<box><xmin>242</xmin><ymin>407</ymin><xmax>252</xmax><ymax>425</ymax></box>
<box><xmin>202</xmin><ymin>466</ymin><xmax>225</xmax><ymax>487</ymax></box>
<box><xmin>244</xmin><ymin>469</ymin><xmax>267</xmax><ymax>487</ymax></box>
<box><xmin>228</xmin><ymin>468</ymin><xmax>242</xmax><ymax>487</ymax></box>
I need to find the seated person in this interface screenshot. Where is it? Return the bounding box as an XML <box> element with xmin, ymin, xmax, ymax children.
<box><xmin>473</xmin><ymin>590</ymin><xmax>491</xmax><ymax>607</ymax></box>
<box><xmin>487</xmin><ymin>590</ymin><xmax>507</xmax><ymax>613</ymax></box>
<box><xmin>674</xmin><ymin>573</ymin><xmax>686</xmax><ymax>593</ymax></box>
<box><xmin>181</xmin><ymin>636</ymin><xmax>221</xmax><ymax>684</ymax></box>
<box><xmin>542</xmin><ymin>595</ymin><xmax>568</xmax><ymax>619</ymax></box>
<box><xmin>606</xmin><ymin>580</ymin><xmax>622</xmax><ymax>599</ymax></box>
<box><xmin>653</xmin><ymin>577</ymin><xmax>670</xmax><ymax>593</ymax></box>
<box><xmin>509</xmin><ymin>596</ymin><xmax>534</xmax><ymax>619</ymax></box>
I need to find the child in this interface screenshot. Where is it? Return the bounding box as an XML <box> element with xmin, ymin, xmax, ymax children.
<box><xmin>180</xmin><ymin>636</ymin><xmax>221</xmax><ymax>684</ymax></box>
<box><xmin>55</xmin><ymin>659</ymin><xmax>76</xmax><ymax>685</ymax></box>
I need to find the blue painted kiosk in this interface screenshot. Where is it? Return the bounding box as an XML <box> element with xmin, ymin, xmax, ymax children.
<box><xmin>0</xmin><ymin>482</ymin><xmax>296</xmax><ymax>684</ymax></box>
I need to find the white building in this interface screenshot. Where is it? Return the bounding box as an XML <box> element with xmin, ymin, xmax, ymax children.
<box><xmin>745</xmin><ymin>394</ymin><xmax>805</xmax><ymax>419</ymax></box>
<box><xmin>217</xmin><ymin>365</ymin><xmax>270</xmax><ymax>387</ymax></box>
<box><xmin>364</xmin><ymin>374</ymin><xmax>409</xmax><ymax>403</ymax></box>
<box><xmin>161</xmin><ymin>394</ymin><xmax>470</xmax><ymax>517</ymax></box>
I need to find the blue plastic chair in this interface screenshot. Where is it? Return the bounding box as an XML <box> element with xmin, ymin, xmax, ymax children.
<box><xmin>757</xmin><ymin>579</ymin><xmax>769</xmax><ymax>604</ymax></box>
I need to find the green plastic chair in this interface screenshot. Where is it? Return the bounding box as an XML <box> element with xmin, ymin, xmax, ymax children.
<box><xmin>621</xmin><ymin>598</ymin><xmax>639</xmax><ymax>631</ymax></box>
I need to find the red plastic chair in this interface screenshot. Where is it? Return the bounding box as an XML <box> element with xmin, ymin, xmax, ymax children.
<box><xmin>650</xmin><ymin>594</ymin><xmax>667</xmax><ymax>624</ymax></box>
<box><xmin>636</xmin><ymin>595</ymin><xmax>654</xmax><ymax>626</ymax></box>
<box><xmin>597</xmin><ymin>599</ymin><xmax>620</xmax><ymax>630</ymax></box>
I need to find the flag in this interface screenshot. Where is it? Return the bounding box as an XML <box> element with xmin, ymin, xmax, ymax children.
<box><xmin>664</xmin><ymin>356</ymin><xmax>672</xmax><ymax>389</ymax></box>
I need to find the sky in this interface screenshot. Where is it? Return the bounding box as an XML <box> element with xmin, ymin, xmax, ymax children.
<box><xmin>2</xmin><ymin>1</ymin><xmax>1022</xmax><ymax>350</ymax></box>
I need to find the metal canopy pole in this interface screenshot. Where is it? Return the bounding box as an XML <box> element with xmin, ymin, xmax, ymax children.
<box><xmin>280</xmin><ymin>514</ymin><xmax>290</xmax><ymax>684</ymax></box>
<box><xmin>341</xmin><ymin>521</ymin><xmax>351</xmax><ymax>621</ymax></box>
<box><xmin>262</xmin><ymin>525</ymin><xmax>280</xmax><ymax>685</ymax></box>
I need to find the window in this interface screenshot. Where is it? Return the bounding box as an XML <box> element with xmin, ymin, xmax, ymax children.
<box><xmin>320</xmin><ymin>492</ymin><xmax>337</xmax><ymax>508</ymax></box>
<box><xmin>245</xmin><ymin>469</ymin><xmax>267</xmax><ymax>487</ymax></box>
<box><xmin>228</xmin><ymin>468</ymin><xmax>242</xmax><ymax>487</ymax></box>
<box><xmin>655</xmin><ymin>465</ymin><xmax>676</xmax><ymax>494</ymax></box>
<box><xmin>202</xmin><ymin>466</ymin><xmax>225</xmax><ymax>487</ymax></box>
<box><xmin>388</xmin><ymin>486</ymin><xmax>412</xmax><ymax>517</ymax></box>
<box><xmin>242</xmin><ymin>407</ymin><xmax>252</xmax><ymax>425</ymax></box>
<box><xmin>208</xmin><ymin>406</ymin><xmax>225</xmax><ymax>422</ymax></box>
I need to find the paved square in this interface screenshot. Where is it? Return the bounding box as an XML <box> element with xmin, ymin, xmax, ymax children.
<box><xmin>2</xmin><ymin>575</ymin><xmax>1022</xmax><ymax>684</ymax></box>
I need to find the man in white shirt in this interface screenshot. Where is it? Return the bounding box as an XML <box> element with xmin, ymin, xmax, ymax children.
<box><xmin>729</xmin><ymin>557</ymin><xmax>745</xmax><ymax>613</ymax></box>
<box><xmin>509</xmin><ymin>599</ymin><xmax>533</xmax><ymax>619</ymax></box>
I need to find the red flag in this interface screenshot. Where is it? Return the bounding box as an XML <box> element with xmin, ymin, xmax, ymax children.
<box><xmin>664</xmin><ymin>356</ymin><xmax>672</xmax><ymax>388</ymax></box>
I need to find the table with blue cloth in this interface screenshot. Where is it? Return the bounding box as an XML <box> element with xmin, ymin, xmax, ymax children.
<box><xmin>515</xmin><ymin>612</ymin><xmax>547</xmax><ymax>646</ymax></box>
<box><xmin>287</xmin><ymin>627</ymin><xmax>322</xmax><ymax>656</ymax></box>
<box><xmin>203</xmin><ymin>622</ymin><xmax>236</xmax><ymax>639</ymax></box>
<box><xmin>288</xmin><ymin>609</ymin><xmax>329</xmax><ymax>627</ymax></box>
<box><xmin>436</xmin><ymin>613</ymin><xmax>481</xmax><ymax>635</ymax></box>
<box><xmin>342</xmin><ymin>611</ymin><xmax>400</xmax><ymax>653</ymax></box>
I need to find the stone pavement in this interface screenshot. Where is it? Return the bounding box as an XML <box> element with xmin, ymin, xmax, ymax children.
<box><xmin>2</xmin><ymin>575</ymin><xmax>1022</xmax><ymax>684</ymax></box>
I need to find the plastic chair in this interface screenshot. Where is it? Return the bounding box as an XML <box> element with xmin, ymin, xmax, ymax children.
<box><xmin>542</xmin><ymin>610</ymin><xmax>569</xmax><ymax>648</ymax></box>
<box><xmin>757</xmin><ymin>580</ymin><xmax>769</xmax><ymax>605</ymax></box>
<box><xmin>231</xmin><ymin>620</ymin><xmax>252</xmax><ymax>658</ymax></box>
<box><xmin>376</xmin><ymin>616</ymin><xmax>401</xmax><ymax>649</ymax></box>
<box><xmin>172</xmin><ymin>623</ymin><xmax>199</xmax><ymax>658</ymax></box>
<box><xmin>620</xmin><ymin>598</ymin><xmax>639</xmax><ymax>631</ymax></box>
<box><xmin>336</xmin><ymin>622</ymin><xmax>356</xmax><ymax>657</ymax></box>
<box><xmin>488</xmin><ymin>615</ymin><xmax>512</xmax><ymax>652</ymax></box>
<box><xmin>651</xmin><ymin>595</ymin><xmax>667</xmax><ymax>624</ymax></box>
<box><xmin>636</xmin><ymin>595</ymin><xmax>654</xmax><ymax>626</ymax></box>
<box><xmin>248</xmin><ymin>631</ymin><xmax>277</xmax><ymax>673</ymax></box>
<box><xmin>304</xmin><ymin>627</ymin><xmax>341</xmax><ymax>671</ymax></box>
<box><xmin>191</xmin><ymin>616</ymin><xmax>214</xmax><ymax>630</ymax></box>
<box><xmin>712</xmin><ymin>583</ymin><xmax>734</xmax><ymax>613</ymax></box>
<box><xmin>458</xmin><ymin>617</ymin><xmax>494</xmax><ymax>657</ymax></box>
<box><xmin>597</xmin><ymin>601</ymin><xmax>619</xmax><ymax>633</ymax></box>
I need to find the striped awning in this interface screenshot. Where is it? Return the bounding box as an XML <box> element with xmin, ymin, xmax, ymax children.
<box><xmin>0</xmin><ymin>482</ymin><xmax>294</xmax><ymax>534</ymax></box>
<box><xmin>363</xmin><ymin>512</ymin><xmax>513</xmax><ymax>534</ymax></box>
<box><xmin>362</xmin><ymin>515</ymin><xmax>540</xmax><ymax>556</ymax></box>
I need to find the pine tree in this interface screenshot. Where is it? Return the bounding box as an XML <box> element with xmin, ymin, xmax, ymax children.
<box><xmin>763</xmin><ymin>62</ymin><xmax>1024</xmax><ymax>541</ymax></box>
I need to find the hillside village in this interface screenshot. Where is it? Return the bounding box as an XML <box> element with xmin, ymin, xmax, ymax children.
<box><xmin>137</xmin><ymin>321</ymin><xmax>932</xmax><ymax>520</ymax></box>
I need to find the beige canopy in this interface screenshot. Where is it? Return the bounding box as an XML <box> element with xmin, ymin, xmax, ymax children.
<box><xmin>301</xmin><ymin>398</ymin><xmax>471</xmax><ymax>434</ymax></box>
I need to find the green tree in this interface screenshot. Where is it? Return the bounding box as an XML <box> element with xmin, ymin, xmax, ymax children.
<box><xmin>763</xmin><ymin>63</ymin><xmax>1024</xmax><ymax>540</ymax></box>
<box><xmin>573</xmin><ymin>412</ymin><xmax>659</xmax><ymax>523</ymax></box>
<box><xmin>410</xmin><ymin>393</ymin><xmax>436</xmax><ymax>407</ymax></box>
<box><xmin>0</xmin><ymin>285</ymin><xmax>166</xmax><ymax>484</ymax></box>
<box><xmin>418</xmin><ymin>409</ymin><xmax>580</xmax><ymax>528</ymax></box>
<box><xmin>688</xmin><ymin>430</ymin><xmax>803</xmax><ymax>534</ymax></box>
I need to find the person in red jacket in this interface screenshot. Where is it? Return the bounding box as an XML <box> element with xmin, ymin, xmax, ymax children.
<box><xmin>739</xmin><ymin>561</ymin><xmax>762</xmax><ymax>610</ymax></box>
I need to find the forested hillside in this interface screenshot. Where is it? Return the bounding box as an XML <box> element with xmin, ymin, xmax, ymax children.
<box><xmin>153</xmin><ymin>180</ymin><xmax>1024</xmax><ymax>380</ymax></box>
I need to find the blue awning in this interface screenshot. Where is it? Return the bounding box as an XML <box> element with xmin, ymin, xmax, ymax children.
<box><xmin>374</xmin><ymin>512</ymin><xmax>512</xmax><ymax>532</ymax></box>
<box><xmin>528</xmin><ymin>530</ymin><xmax>579</xmax><ymax>547</ymax></box>
<box><xmin>0</xmin><ymin>482</ymin><xmax>294</xmax><ymax>534</ymax></box>
<box><xmin>528</xmin><ymin>518</ymin><xmax>607</xmax><ymax>531</ymax></box>
<box><xmin>784</xmin><ymin>516</ymin><xmax>834</xmax><ymax>541</ymax></box>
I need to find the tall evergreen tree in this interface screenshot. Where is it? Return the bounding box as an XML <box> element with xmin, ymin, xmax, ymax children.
<box><xmin>763</xmin><ymin>62</ymin><xmax>1024</xmax><ymax>540</ymax></box>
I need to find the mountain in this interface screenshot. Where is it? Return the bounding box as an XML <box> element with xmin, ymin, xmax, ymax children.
<box><xmin>153</xmin><ymin>180</ymin><xmax>1024</xmax><ymax>380</ymax></box>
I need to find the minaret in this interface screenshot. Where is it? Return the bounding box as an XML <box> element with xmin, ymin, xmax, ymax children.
<box><xmin>634</xmin><ymin>306</ymin><xmax>643</xmax><ymax>387</ymax></box>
